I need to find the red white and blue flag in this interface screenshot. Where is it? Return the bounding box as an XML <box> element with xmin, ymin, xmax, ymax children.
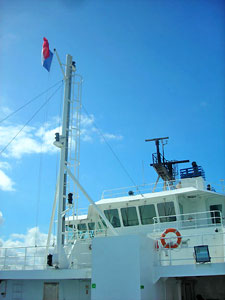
<box><xmin>42</xmin><ymin>37</ymin><xmax>53</xmax><ymax>72</ymax></box>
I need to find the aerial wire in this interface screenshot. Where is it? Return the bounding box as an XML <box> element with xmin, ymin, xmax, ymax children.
<box><xmin>0</xmin><ymin>84</ymin><xmax>63</xmax><ymax>157</ymax></box>
<box><xmin>0</xmin><ymin>79</ymin><xmax>63</xmax><ymax>124</ymax></box>
<box><xmin>82</xmin><ymin>104</ymin><xmax>144</xmax><ymax>197</ymax></box>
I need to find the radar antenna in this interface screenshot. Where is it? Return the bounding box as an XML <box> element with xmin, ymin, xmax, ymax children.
<box><xmin>145</xmin><ymin>137</ymin><xmax>189</xmax><ymax>188</ymax></box>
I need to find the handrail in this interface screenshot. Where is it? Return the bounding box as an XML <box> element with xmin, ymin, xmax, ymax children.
<box><xmin>180</xmin><ymin>166</ymin><xmax>205</xmax><ymax>180</ymax></box>
<box><xmin>0</xmin><ymin>241</ymin><xmax>92</xmax><ymax>271</ymax></box>
<box><xmin>153</xmin><ymin>209</ymin><xmax>222</xmax><ymax>223</ymax></box>
<box><xmin>101</xmin><ymin>179</ymin><xmax>225</xmax><ymax>199</ymax></box>
<box><xmin>153</xmin><ymin>210</ymin><xmax>223</xmax><ymax>231</ymax></box>
<box><xmin>0</xmin><ymin>245</ymin><xmax>54</xmax><ymax>270</ymax></box>
<box><xmin>155</xmin><ymin>231</ymin><xmax>225</xmax><ymax>266</ymax></box>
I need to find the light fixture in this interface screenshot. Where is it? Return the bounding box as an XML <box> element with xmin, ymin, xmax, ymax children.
<box><xmin>194</xmin><ymin>245</ymin><xmax>211</xmax><ymax>263</ymax></box>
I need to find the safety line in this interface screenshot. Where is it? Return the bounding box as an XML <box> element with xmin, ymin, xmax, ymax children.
<box><xmin>82</xmin><ymin>105</ymin><xmax>144</xmax><ymax>197</ymax></box>
<box><xmin>0</xmin><ymin>84</ymin><xmax>63</xmax><ymax>156</ymax></box>
<box><xmin>0</xmin><ymin>79</ymin><xmax>63</xmax><ymax>124</ymax></box>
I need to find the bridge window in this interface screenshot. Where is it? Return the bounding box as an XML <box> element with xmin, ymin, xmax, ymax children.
<box><xmin>210</xmin><ymin>205</ymin><xmax>222</xmax><ymax>224</ymax></box>
<box><xmin>121</xmin><ymin>207</ymin><xmax>139</xmax><ymax>226</ymax></box>
<box><xmin>139</xmin><ymin>204</ymin><xmax>156</xmax><ymax>225</ymax></box>
<box><xmin>157</xmin><ymin>202</ymin><xmax>176</xmax><ymax>222</ymax></box>
<box><xmin>88</xmin><ymin>222</ymin><xmax>95</xmax><ymax>238</ymax></box>
<box><xmin>97</xmin><ymin>221</ymin><xmax>103</xmax><ymax>229</ymax></box>
<box><xmin>77</xmin><ymin>223</ymin><xmax>87</xmax><ymax>231</ymax></box>
<box><xmin>104</xmin><ymin>209</ymin><xmax>121</xmax><ymax>228</ymax></box>
<box><xmin>99</xmin><ymin>216</ymin><xmax>107</xmax><ymax>228</ymax></box>
<box><xmin>77</xmin><ymin>223</ymin><xmax>87</xmax><ymax>239</ymax></box>
<box><xmin>88</xmin><ymin>222</ymin><xmax>95</xmax><ymax>230</ymax></box>
<box><xmin>66</xmin><ymin>224</ymin><xmax>75</xmax><ymax>231</ymax></box>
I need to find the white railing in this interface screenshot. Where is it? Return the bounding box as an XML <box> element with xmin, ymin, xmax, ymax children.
<box><xmin>155</xmin><ymin>231</ymin><xmax>225</xmax><ymax>266</ymax></box>
<box><xmin>0</xmin><ymin>228</ymin><xmax>109</xmax><ymax>271</ymax></box>
<box><xmin>0</xmin><ymin>246</ymin><xmax>54</xmax><ymax>271</ymax></box>
<box><xmin>153</xmin><ymin>210</ymin><xmax>223</xmax><ymax>232</ymax></box>
<box><xmin>101</xmin><ymin>179</ymin><xmax>225</xmax><ymax>199</ymax></box>
<box><xmin>0</xmin><ymin>239</ymin><xmax>93</xmax><ymax>271</ymax></box>
<box><xmin>64</xmin><ymin>228</ymin><xmax>108</xmax><ymax>244</ymax></box>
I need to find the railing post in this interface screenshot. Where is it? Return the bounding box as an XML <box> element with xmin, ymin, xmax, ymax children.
<box><xmin>24</xmin><ymin>247</ymin><xmax>27</xmax><ymax>270</ymax></box>
<box><xmin>3</xmin><ymin>248</ymin><xmax>7</xmax><ymax>269</ymax></box>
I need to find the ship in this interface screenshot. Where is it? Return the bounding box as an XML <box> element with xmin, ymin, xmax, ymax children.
<box><xmin>0</xmin><ymin>51</ymin><xmax>224</xmax><ymax>300</ymax></box>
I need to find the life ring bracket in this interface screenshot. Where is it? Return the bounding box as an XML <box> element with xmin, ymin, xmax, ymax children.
<box><xmin>160</xmin><ymin>228</ymin><xmax>182</xmax><ymax>249</ymax></box>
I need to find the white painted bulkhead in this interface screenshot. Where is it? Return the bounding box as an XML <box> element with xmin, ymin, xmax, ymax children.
<box><xmin>91</xmin><ymin>234</ymin><xmax>225</xmax><ymax>300</ymax></box>
<box><xmin>91</xmin><ymin>234</ymin><xmax>165</xmax><ymax>300</ymax></box>
<box><xmin>1</xmin><ymin>181</ymin><xmax>224</xmax><ymax>299</ymax></box>
<box><xmin>0</xmin><ymin>279</ymin><xmax>91</xmax><ymax>300</ymax></box>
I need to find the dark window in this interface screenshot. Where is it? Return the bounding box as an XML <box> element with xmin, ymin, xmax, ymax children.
<box><xmin>77</xmin><ymin>223</ymin><xmax>87</xmax><ymax>231</ymax></box>
<box><xmin>121</xmin><ymin>207</ymin><xmax>139</xmax><ymax>226</ymax></box>
<box><xmin>99</xmin><ymin>215</ymin><xmax>107</xmax><ymax>228</ymax></box>
<box><xmin>97</xmin><ymin>222</ymin><xmax>103</xmax><ymax>229</ymax></box>
<box><xmin>139</xmin><ymin>204</ymin><xmax>156</xmax><ymax>225</ymax></box>
<box><xmin>77</xmin><ymin>223</ymin><xmax>87</xmax><ymax>239</ymax></box>
<box><xmin>88</xmin><ymin>222</ymin><xmax>95</xmax><ymax>230</ymax></box>
<box><xmin>210</xmin><ymin>205</ymin><xmax>222</xmax><ymax>224</ymax></box>
<box><xmin>157</xmin><ymin>202</ymin><xmax>176</xmax><ymax>222</ymax></box>
<box><xmin>104</xmin><ymin>209</ymin><xmax>121</xmax><ymax>228</ymax></box>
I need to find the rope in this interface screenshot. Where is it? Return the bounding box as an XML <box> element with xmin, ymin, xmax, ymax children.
<box><xmin>82</xmin><ymin>105</ymin><xmax>144</xmax><ymax>197</ymax></box>
<box><xmin>0</xmin><ymin>80</ymin><xmax>63</xmax><ymax>124</ymax></box>
<box><xmin>0</xmin><ymin>84</ymin><xmax>63</xmax><ymax>157</ymax></box>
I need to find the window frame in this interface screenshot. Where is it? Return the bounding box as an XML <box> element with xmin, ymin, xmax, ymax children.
<box><xmin>104</xmin><ymin>208</ymin><xmax>121</xmax><ymax>228</ymax></box>
<box><xmin>138</xmin><ymin>204</ymin><xmax>157</xmax><ymax>225</ymax></box>
<box><xmin>157</xmin><ymin>201</ymin><xmax>177</xmax><ymax>223</ymax></box>
<box><xmin>121</xmin><ymin>206</ymin><xmax>139</xmax><ymax>227</ymax></box>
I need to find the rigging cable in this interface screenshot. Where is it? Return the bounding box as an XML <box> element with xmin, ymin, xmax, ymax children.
<box><xmin>82</xmin><ymin>104</ymin><xmax>144</xmax><ymax>197</ymax></box>
<box><xmin>0</xmin><ymin>79</ymin><xmax>63</xmax><ymax>124</ymax></box>
<box><xmin>0</xmin><ymin>84</ymin><xmax>63</xmax><ymax>157</ymax></box>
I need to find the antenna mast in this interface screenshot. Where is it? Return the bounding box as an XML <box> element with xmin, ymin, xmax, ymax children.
<box><xmin>53</xmin><ymin>53</ymin><xmax>82</xmax><ymax>267</ymax></box>
<box><xmin>145</xmin><ymin>137</ymin><xmax>189</xmax><ymax>188</ymax></box>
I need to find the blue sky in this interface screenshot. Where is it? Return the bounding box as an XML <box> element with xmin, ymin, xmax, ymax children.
<box><xmin>0</xmin><ymin>0</ymin><xmax>224</xmax><ymax>245</ymax></box>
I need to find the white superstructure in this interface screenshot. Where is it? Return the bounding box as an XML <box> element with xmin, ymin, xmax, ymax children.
<box><xmin>0</xmin><ymin>52</ymin><xmax>224</xmax><ymax>300</ymax></box>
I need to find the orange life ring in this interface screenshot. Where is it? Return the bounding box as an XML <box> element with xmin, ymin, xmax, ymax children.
<box><xmin>160</xmin><ymin>228</ymin><xmax>182</xmax><ymax>249</ymax></box>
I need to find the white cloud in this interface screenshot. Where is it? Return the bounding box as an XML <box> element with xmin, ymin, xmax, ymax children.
<box><xmin>0</xmin><ymin>106</ymin><xmax>13</xmax><ymax>119</ymax></box>
<box><xmin>0</xmin><ymin>169</ymin><xmax>15</xmax><ymax>191</ymax></box>
<box><xmin>80</xmin><ymin>114</ymin><xmax>95</xmax><ymax>127</ymax></box>
<box><xmin>0</xmin><ymin>162</ymin><xmax>11</xmax><ymax>170</ymax></box>
<box><xmin>80</xmin><ymin>114</ymin><xmax>123</xmax><ymax>143</ymax></box>
<box><xmin>0</xmin><ymin>113</ymin><xmax>123</xmax><ymax>192</ymax></box>
<box><xmin>0</xmin><ymin>123</ymin><xmax>59</xmax><ymax>159</ymax></box>
<box><xmin>0</xmin><ymin>211</ymin><xmax>4</xmax><ymax>226</ymax></box>
<box><xmin>0</xmin><ymin>112</ymin><xmax>123</xmax><ymax>159</ymax></box>
<box><xmin>0</xmin><ymin>227</ymin><xmax>55</xmax><ymax>270</ymax></box>
<box><xmin>3</xmin><ymin>227</ymin><xmax>50</xmax><ymax>248</ymax></box>
<box><xmin>0</xmin><ymin>212</ymin><xmax>49</xmax><ymax>249</ymax></box>
<box><xmin>101</xmin><ymin>133</ymin><xmax>123</xmax><ymax>142</ymax></box>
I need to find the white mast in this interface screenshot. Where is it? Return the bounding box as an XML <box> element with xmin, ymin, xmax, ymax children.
<box><xmin>48</xmin><ymin>52</ymin><xmax>117</xmax><ymax>268</ymax></box>
<box><xmin>56</xmin><ymin>54</ymin><xmax>73</xmax><ymax>266</ymax></box>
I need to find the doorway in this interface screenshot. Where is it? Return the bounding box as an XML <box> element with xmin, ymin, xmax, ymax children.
<box><xmin>181</xmin><ymin>279</ymin><xmax>195</xmax><ymax>300</ymax></box>
<box><xmin>43</xmin><ymin>282</ymin><xmax>59</xmax><ymax>300</ymax></box>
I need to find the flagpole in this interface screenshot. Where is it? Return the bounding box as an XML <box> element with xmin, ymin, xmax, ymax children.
<box><xmin>54</xmin><ymin>49</ymin><xmax>66</xmax><ymax>79</ymax></box>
